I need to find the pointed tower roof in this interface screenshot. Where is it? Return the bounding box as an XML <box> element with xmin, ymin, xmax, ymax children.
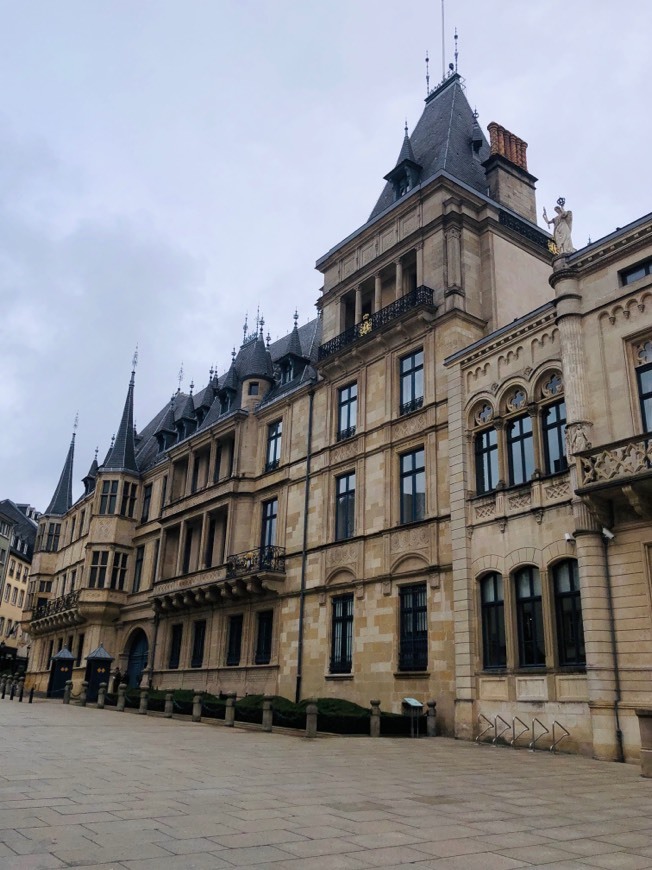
<box><xmin>82</xmin><ymin>449</ymin><xmax>99</xmax><ymax>494</ymax></box>
<box><xmin>284</xmin><ymin>312</ymin><xmax>305</xmax><ymax>360</ymax></box>
<box><xmin>237</xmin><ymin>331</ymin><xmax>275</xmax><ymax>382</ymax></box>
<box><xmin>155</xmin><ymin>397</ymin><xmax>177</xmax><ymax>437</ymax></box>
<box><xmin>45</xmin><ymin>432</ymin><xmax>75</xmax><ymax>516</ymax></box>
<box><xmin>395</xmin><ymin>126</ymin><xmax>418</xmax><ymax>166</ymax></box>
<box><xmin>103</xmin><ymin>370</ymin><xmax>139</xmax><ymax>474</ymax></box>
<box><xmin>369</xmin><ymin>73</ymin><xmax>490</xmax><ymax>221</ymax></box>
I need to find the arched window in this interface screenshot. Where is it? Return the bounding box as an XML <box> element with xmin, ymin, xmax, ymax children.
<box><xmin>472</xmin><ymin>403</ymin><xmax>498</xmax><ymax>495</ymax></box>
<box><xmin>505</xmin><ymin>389</ymin><xmax>534</xmax><ymax>486</ymax></box>
<box><xmin>540</xmin><ymin>372</ymin><xmax>567</xmax><ymax>474</ymax></box>
<box><xmin>553</xmin><ymin>560</ymin><xmax>585</xmax><ymax>667</ymax></box>
<box><xmin>514</xmin><ymin>566</ymin><xmax>545</xmax><ymax>667</ymax></box>
<box><xmin>480</xmin><ymin>573</ymin><xmax>506</xmax><ymax>669</ymax></box>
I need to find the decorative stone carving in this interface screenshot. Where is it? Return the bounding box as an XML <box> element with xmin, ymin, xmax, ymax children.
<box><xmin>474</xmin><ymin>501</ymin><xmax>496</xmax><ymax>520</ymax></box>
<box><xmin>326</xmin><ymin>544</ymin><xmax>357</xmax><ymax>568</ymax></box>
<box><xmin>331</xmin><ymin>439</ymin><xmax>358</xmax><ymax>464</ymax></box>
<box><xmin>506</xmin><ymin>388</ymin><xmax>527</xmax><ymax>412</ymax></box>
<box><xmin>545</xmin><ymin>480</ymin><xmax>570</xmax><ymax>499</ymax></box>
<box><xmin>445</xmin><ymin>226</ymin><xmax>462</xmax><ymax>288</ymax></box>
<box><xmin>579</xmin><ymin>434</ymin><xmax>652</xmax><ymax>486</ymax></box>
<box><xmin>393</xmin><ymin>414</ymin><xmax>422</xmax><ymax>440</ymax></box>
<box><xmin>636</xmin><ymin>340</ymin><xmax>652</xmax><ymax>366</ymax></box>
<box><xmin>543</xmin><ymin>198</ymin><xmax>575</xmax><ymax>255</ymax></box>
<box><xmin>566</xmin><ymin>421</ymin><xmax>592</xmax><ymax>454</ymax></box>
<box><xmin>508</xmin><ymin>492</ymin><xmax>531</xmax><ymax>509</ymax></box>
<box><xmin>474</xmin><ymin>403</ymin><xmax>493</xmax><ymax>425</ymax></box>
<box><xmin>382</xmin><ymin>579</ymin><xmax>392</xmax><ymax>596</ymax></box>
<box><xmin>390</xmin><ymin>526</ymin><xmax>430</xmax><ymax>552</ymax></box>
<box><xmin>541</xmin><ymin>371</ymin><xmax>564</xmax><ymax>398</ymax></box>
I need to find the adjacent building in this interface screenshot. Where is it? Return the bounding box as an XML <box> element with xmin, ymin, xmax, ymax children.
<box><xmin>0</xmin><ymin>500</ymin><xmax>39</xmax><ymax>666</ymax></box>
<box><xmin>22</xmin><ymin>70</ymin><xmax>652</xmax><ymax>761</ymax></box>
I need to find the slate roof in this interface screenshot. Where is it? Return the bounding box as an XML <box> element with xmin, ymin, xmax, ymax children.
<box><xmin>0</xmin><ymin>499</ymin><xmax>37</xmax><ymax>560</ymax></box>
<box><xmin>369</xmin><ymin>73</ymin><xmax>490</xmax><ymax>221</ymax></box>
<box><xmin>86</xmin><ymin>643</ymin><xmax>114</xmax><ymax>661</ymax></box>
<box><xmin>45</xmin><ymin>434</ymin><xmax>75</xmax><ymax>516</ymax></box>
<box><xmin>103</xmin><ymin>372</ymin><xmax>139</xmax><ymax>474</ymax></box>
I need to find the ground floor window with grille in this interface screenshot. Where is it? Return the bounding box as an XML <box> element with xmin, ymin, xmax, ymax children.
<box><xmin>330</xmin><ymin>593</ymin><xmax>353</xmax><ymax>673</ymax></box>
<box><xmin>255</xmin><ymin>610</ymin><xmax>273</xmax><ymax>664</ymax></box>
<box><xmin>553</xmin><ymin>559</ymin><xmax>585</xmax><ymax>667</ymax></box>
<box><xmin>226</xmin><ymin>614</ymin><xmax>243</xmax><ymax>666</ymax></box>
<box><xmin>515</xmin><ymin>566</ymin><xmax>545</xmax><ymax>667</ymax></box>
<box><xmin>480</xmin><ymin>573</ymin><xmax>506</xmax><ymax>669</ymax></box>
<box><xmin>191</xmin><ymin>620</ymin><xmax>206</xmax><ymax>668</ymax></box>
<box><xmin>399</xmin><ymin>583</ymin><xmax>427</xmax><ymax>671</ymax></box>
<box><xmin>168</xmin><ymin>624</ymin><xmax>182</xmax><ymax>669</ymax></box>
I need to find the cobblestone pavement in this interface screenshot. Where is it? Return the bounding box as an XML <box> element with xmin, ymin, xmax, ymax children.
<box><xmin>0</xmin><ymin>700</ymin><xmax>651</xmax><ymax>869</ymax></box>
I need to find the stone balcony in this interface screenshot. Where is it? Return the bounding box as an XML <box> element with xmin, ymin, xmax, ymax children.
<box><xmin>151</xmin><ymin>546</ymin><xmax>286</xmax><ymax>612</ymax></box>
<box><xmin>28</xmin><ymin>588</ymin><xmax>127</xmax><ymax>635</ymax></box>
<box><xmin>317</xmin><ymin>286</ymin><xmax>436</xmax><ymax>364</ymax></box>
<box><xmin>576</xmin><ymin>434</ymin><xmax>652</xmax><ymax>522</ymax></box>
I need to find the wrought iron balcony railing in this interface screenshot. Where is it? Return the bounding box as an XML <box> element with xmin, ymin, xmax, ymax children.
<box><xmin>33</xmin><ymin>590</ymin><xmax>80</xmax><ymax>621</ymax></box>
<box><xmin>578</xmin><ymin>433</ymin><xmax>652</xmax><ymax>488</ymax></box>
<box><xmin>400</xmin><ymin>396</ymin><xmax>424</xmax><ymax>416</ymax></box>
<box><xmin>318</xmin><ymin>285</ymin><xmax>435</xmax><ymax>361</ymax></box>
<box><xmin>264</xmin><ymin>458</ymin><xmax>280</xmax><ymax>473</ymax></box>
<box><xmin>225</xmin><ymin>546</ymin><xmax>286</xmax><ymax>579</ymax></box>
<box><xmin>337</xmin><ymin>426</ymin><xmax>356</xmax><ymax>442</ymax></box>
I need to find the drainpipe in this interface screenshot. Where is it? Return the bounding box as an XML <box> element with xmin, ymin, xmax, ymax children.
<box><xmin>602</xmin><ymin>533</ymin><xmax>624</xmax><ymax>762</ymax></box>
<box><xmin>295</xmin><ymin>389</ymin><xmax>314</xmax><ymax>704</ymax></box>
<box><xmin>148</xmin><ymin>609</ymin><xmax>160</xmax><ymax>690</ymax></box>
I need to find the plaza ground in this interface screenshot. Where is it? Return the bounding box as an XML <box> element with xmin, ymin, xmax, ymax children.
<box><xmin>0</xmin><ymin>700</ymin><xmax>651</xmax><ymax>869</ymax></box>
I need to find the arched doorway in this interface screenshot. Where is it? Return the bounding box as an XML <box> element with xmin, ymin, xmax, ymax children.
<box><xmin>125</xmin><ymin>629</ymin><xmax>149</xmax><ymax>688</ymax></box>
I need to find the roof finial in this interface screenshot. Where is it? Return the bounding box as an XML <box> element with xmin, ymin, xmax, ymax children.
<box><xmin>132</xmin><ymin>343</ymin><xmax>139</xmax><ymax>374</ymax></box>
<box><xmin>209</xmin><ymin>365</ymin><xmax>214</xmax><ymax>379</ymax></box>
<box><xmin>425</xmin><ymin>49</ymin><xmax>430</xmax><ymax>96</ymax></box>
<box><xmin>177</xmin><ymin>362</ymin><xmax>184</xmax><ymax>394</ymax></box>
<box><xmin>266</xmin><ymin>332</ymin><xmax>271</xmax><ymax>348</ymax></box>
<box><xmin>94</xmin><ymin>446</ymin><xmax>99</xmax><ymax>461</ymax></box>
<box><xmin>110</xmin><ymin>434</ymin><xmax>115</xmax><ymax>449</ymax></box>
<box><xmin>454</xmin><ymin>28</ymin><xmax>458</xmax><ymax>73</ymax></box>
<box><xmin>441</xmin><ymin>0</ymin><xmax>446</xmax><ymax>82</ymax></box>
<box><xmin>73</xmin><ymin>412</ymin><xmax>79</xmax><ymax>437</ymax></box>
<box><xmin>404</xmin><ymin>118</ymin><xmax>409</xmax><ymax>137</ymax></box>
<box><xmin>255</xmin><ymin>304</ymin><xmax>260</xmax><ymax>332</ymax></box>
<box><xmin>242</xmin><ymin>313</ymin><xmax>248</xmax><ymax>344</ymax></box>
<box><xmin>231</xmin><ymin>347</ymin><xmax>236</xmax><ymax>361</ymax></box>
<box><xmin>259</xmin><ymin>315</ymin><xmax>265</xmax><ymax>337</ymax></box>
<box><xmin>293</xmin><ymin>309</ymin><xmax>299</xmax><ymax>326</ymax></box>
<box><xmin>189</xmin><ymin>380</ymin><xmax>194</xmax><ymax>395</ymax></box>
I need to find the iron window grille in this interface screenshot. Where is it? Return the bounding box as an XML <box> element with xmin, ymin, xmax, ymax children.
<box><xmin>255</xmin><ymin>610</ymin><xmax>274</xmax><ymax>664</ymax></box>
<box><xmin>399</xmin><ymin>349</ymin><xmax>424</xmax><ymax>416</ymax></box>
<box><xmin>400</xmin><ymin>449</ymin><xmax>425</xmax><ymax>523</ymax></box>
<box><xmin>226</xmin><ymin>614</ymin><xmax>243</xmax><ymax>666</ymax></box>
<box><xmin>335</xmin><ymin>472</ymin><xmax>355</xmax><ymax>541</ymax></box>
<box><xmin>399</xmin><ymin>583</ymin><xmax>428</xmax><ymax>671</ymax></box>
<box><xmin>507</xmin><ymin>414</ymin><xmax>535</xmax><ymax>486</ymax></box>
<box><xmin>515</xmin><ymin>566</ymin><xmax>545</xmax><ymax>667</ymax></box>
<box><xmin>480</xmin><ymin>573</ymin><xmax>506</xmax><ymax>669</ymax></box>
<box><xmin>542</xmin><ymin>400</ymin><xmax>568</xmax><ymax>474</ymax></box>
<box><xmin>265</xmin><ymin>421</ymin><xmax>282</xmax><ymax>472</ymax></box>
<box><xmin>553</xmin><ymin>560</ymin><xmax>585</xmax><ymax>667</ymax></box>
<box><xmin>337</xmin><ymin>383</ymin><xmax>357</xmax><ymax>441</ymax></box>
<box><xmin>330</xmin><ymin>593</ymin><xmax>354</xmax><ymax>673</ymax></box>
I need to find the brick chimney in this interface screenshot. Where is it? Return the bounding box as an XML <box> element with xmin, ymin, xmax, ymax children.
<box><xmin>483</xmin><ymin>122</ymin><xmax>537</xmax><ymax>223</ymax></box>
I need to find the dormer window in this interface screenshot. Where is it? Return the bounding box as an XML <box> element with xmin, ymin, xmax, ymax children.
<box><xmin>220</xmin><ymin>394</ymin><xmax>232</xmax><ymax>414</ymax></box>
<box><xmin>249</xmin><ymin>382</ymin><xmax>259</xmax><ymax>396</ymax></box>
<box><xmin>280</xmin><ymin>361</ymin><xmax>294</xmax><ymax>385</ymax></box>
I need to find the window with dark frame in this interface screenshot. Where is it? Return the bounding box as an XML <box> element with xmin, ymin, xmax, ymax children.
<box><xmin>133</xmin><ymin>545</ymin><xmax>145</xmax><ymax>593</ymax></box>
<box><xmin>475</xmin><ymin>428</ymin><xmax>498</xmax><ymax>494</ymax></box>
<box><xmin>182</xmin><ymin>527</ymin><xmax>194</xmax><ymax>574</ymax></box>
<box><xmin>191</xmin><ymin>620</ymin><xmax>206</xmax><ymax>668</ymax></box>
<box><xmin>637</xmin><ymin>362</ymin><xmax>652</xmax><ymax>432</ymax></box>
<box><xmin>76</xmin><ymin>633</ymin><xmax>85</xmax><ymax>666</ymax></box>
<box><xmin>400</xmin><ymin>449</ymin><xmax>425</xmax><ymax>523</ymax></box>
<box><xmin>226</xmin><ymin>614</ymin><xmax>243</xmax><ymax>666</ymax></box>
<box><xmin>213</xmin><ymin>443</ymin><xmax>223</xmax><ymax>483</ymax></box>
<box><xmin>99</xmin><ymin>480</ymin><xmax>118</xmax><ymax>515</ymax></box>
<box><xmin>46</xmin><ymin>522</ymin><xmax>61</xmax><ymax>553</ymax></box>
<box><xmin>622</xmin><ymin>259</ymin><xmax>652</xmax><ymax>285</ymax></box>
<box><xmin>89</xmin><ymin>551</ymin><xmax>109</xmax><ymax>589</ymax></box>
<box><xmin>507</xmin><ymin>414</ymin><xmax>535</xmax><ymax>486</ymax></box>
<box><xmin>553</xmin><ymin>560</ymin><xmax>585</xmax><ymax>668</ymax></box>
<box><xmin>191</xmin><ymin>457</ymin><xmax>200</xmax><ymax>493</ymax></box>
<box><xmin>151</xmin><ymin>539</ymin><xmax>160</xmax><ymax>584</ymax></box>
<box><xmin>160</xmin><ymin>476</ymin><xmax>168</xmax><ymax>513</ymax></box>
<box><xmin>335</xmin><ymin>472</ymin><xmax>355</xmax><ymax>541</ymax></box>
<box><xmin>542</xmin><ymin>400</ymin><xmax>568</xmax><ymax>473</ymax></box>
<box><xmin>120</xmin><ymin>482</ymin><xmax>137</xmax><ymax>517</ymax></box>
<box><xmin>141</xmin><ymin>484</ymin><xmax>152</xmax><ymax>523</ymax></box>
<box><xmin>168</xmin><ymin>623</ymin><xmax>182</xmax><ymax>669</ymax></box>
<box><xmin>248</xmin><ymin>382</ymin><xmax>259</xmax><ymax>396</ymax></box>
<box><xmin>480</xmin><ymin>573</ymin><xmax>506</xmax><ymax>669</ymax></box>
<box><xmin>255</xmin><ymin>610</ymin><xmax>273</xmax><ymax>664</ymax></box>
<box><xmin>337</xmin><ymin>383</ymin><xmax>357</xmax><ymax>441</ymax></box>
<box><xmin>399</xmin><ymin>349</ymin><xmax>424</xmax><ymax>415</ymax></box>
<box><xmin>399</xmin><ymin>583</ymin><xmax>428</xmax><ymax>671</ymax></box>
<box><xmin>110</xmin><ymin>553</ymin><xmax>128</xmax><ymax>590</ymax></box>
<box><xmin>330</xmin><ymin>593</ymin><xmax>353</xmax><ymax>674</ymax></box>
<box><xmin>515</xmin><ymin>566</ymin><xmax>545</xmax><ymax>667</ymax></box>
<box><xmin>265</xmin><ymin>421</ymin><xmax>282</xmax><ymax>472</ymax></box>
<box><xmin>261</xmin><ymin>498</ymin><xmax>278</xmax><ymax>549</ymax></box>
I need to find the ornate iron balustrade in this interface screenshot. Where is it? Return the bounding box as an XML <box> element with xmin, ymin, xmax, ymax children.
<box><xmin>318</xmin><ymin>286</ymin><xmax>435</xmax><ymax>361</ymax></box>
<box><xmin>499</xmin><ymin>210</ymin><xmax>552</xmax><ymax>252</ymax></box>
<box><xmin>264</xmin><ymin>458</ymin><xmax>280</xmax><ymax>473</ymax></box>
<box><xmin>33</xmin><ymin>590</ymin><xmax>80</xmax><ymax>621</ymax></box>
<box><xmin>400</xmin><ymin>396</ymin><xmax>424</xmax><ymax>417</ymax></box>
<box><xmin>578</xmin><ymin>434</ymin><xmax>652</xmax><ymax>487</ymax></box>
<box><xmin>225</xmin><ymin>546</ymin><xmax>286</xmax><ymax>579</ymax></box>
<box><xmin>337</xmin><ymin>426</ymin><xmax>357</xmax><ymax>442</ymax></box>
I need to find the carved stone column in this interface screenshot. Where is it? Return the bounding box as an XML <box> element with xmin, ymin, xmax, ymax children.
<box><xmin>416</xmin><ymin>243</ymin><xmax>424</xmax><ymax>287</ymax></box>
<box><xmin>354</xmin><ymin>286</ymin><xmax>362</xmax><ymax>323</ymax></box>
<box><xmin>395</xmin><ymin>259</ymin><xmax>403</xmax><ymax>300</ymax></box>
<box><xmin>374</xmin><ymin>273</ymin><xmax>382</xmax><ymax>312</ymax></box>
<box><xmin>445</xmin><ymin>227</ymin><xmax>462</xmax><ymax>289</ymax></box>
<box><xmin>176</xmin><ymin>521</ymin><xmax>187</xmax><ymax>576</ymax></box>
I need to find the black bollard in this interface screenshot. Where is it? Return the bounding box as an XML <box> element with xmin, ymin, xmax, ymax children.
<box><xmin>28</xmin><ymin>687</ymin><xmax>34</xmax><ymax>703</ymax></box>
<box><xmin>9</xmin><ymin>681</ymin><xmax>15</xmax><ymax>701</ymax></box>
<box><xmin>18</xmin><ymin>683</ymin><xmax>24</xmax><ymax>702</ymax></box>
<box><xmin>1</xmin><ymin>681</ymin><xmax>5</xmax><ymax>700</ymax></box>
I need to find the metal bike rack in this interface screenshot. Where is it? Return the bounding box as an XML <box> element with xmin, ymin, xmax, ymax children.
<box><xmin>511</xmin><ymin>716</ymin><xmax>529</xmax><ymax>747</ymax></box>
<box><xmin>528</xmin><ymin>717</ymin><xmax>550</xmax><ymax>751</ymax></box>
<box><xmin>492</xmin><ymin>714</ymin><xmax>511</xmax><ymax>745</ymax></box>
<box><xmin>475</xmin><ymin>713</ymin><xmax>493</xmax><ymax>744</ymax></box>
<box><xmin>550</xmin><ymin>720</ymin><xmax>570</xmax><ymax>753</ymax></box>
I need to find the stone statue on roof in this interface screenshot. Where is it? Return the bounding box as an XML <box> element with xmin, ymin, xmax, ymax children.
<box><xmin>543</xmin><ymin>198</ymin><xmax>575</xmax><ymax>255</ymax></box>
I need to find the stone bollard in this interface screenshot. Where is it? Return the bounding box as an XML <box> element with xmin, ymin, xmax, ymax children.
<box><xmin>139</xmin><ymin>688</ymin><xmax>148</xmax><ymax>715</ymax></box>
<box><xmin>224</xmin><ymin>693</ymin><xmax>237</xmax><ymax>727</ymax></box>
<box><xmin>370</xmin><ymin>700</ymin><xmax>381</xmax><ymax>737</ymax></box>
<box><xmin>97</xmin><ymin>682</ymin><xmax>107</xmax><ymax>710</ymax></box>
<box><xmin>427</xmin><ymin>700</ymin><xmax>437</xmax><ymax>737</ymax></box>
<box><xmin>164</xmin><ymin>692</ymin><xmax>173</xmax><ymax>718</ymax></box>
<box><xmin>262</xmin><ymin>695</ymin><xmax>274</xmax><ymax>732</ymax></box>
<box><xmin>192</xmin><ymin>694</ymin><xmax>202</xmax><ymax>723</ymax></box>
<box><xmin>635</xmin><ymin>709</ymin><xmax>652</xmax><ymax>777</ymax></box>
<box><xmin>79</xmin><ymin>681</ymin><xmax>88</xmax><ymax>707</ymax></box>
<box><xmin>63</xmin><ymin>681</ymin><xmax>72</xmax><ymax>704</ymax></box>
<box><xmin>305</xmin><ymin>702</ymin><xmax>318</xmax><ymax>738</ymax></box>
<box><xmin>116</xmin><ymin>683</ymin><xmax>127</xmax><ymax>712</ymax></box>
<box><xmin>18</xmin><ymin>678</ymin><xmax>25</xmax><ymax>702</ymax></box>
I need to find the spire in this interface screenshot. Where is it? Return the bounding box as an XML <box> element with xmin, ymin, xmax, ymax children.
<box><xmin>285</xmin><ymin>310</ymin><xmax>305</xmax><ymax>359</ymax></box>
<box><xmin>103</xmin><ymin>368</ymin><xmax>139</xmax><ymax>473</ymax></box>
<box><xmin>45</xmin><ymin>430</ymin><xmax>75</xmax><ymax>515</ymax></box>
<box><xmin>82</xmin><ymin>447</ymin><xmax>99</xmax><ymax>496</ymax></box>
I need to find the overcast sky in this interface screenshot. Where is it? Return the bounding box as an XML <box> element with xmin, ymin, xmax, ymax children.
<box><xmin>1</xmin><ymin>0</ymin><xmax>650</xmax><ymax>512</ymax></box>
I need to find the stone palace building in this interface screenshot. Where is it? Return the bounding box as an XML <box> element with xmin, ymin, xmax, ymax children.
<box><xmin>23</xmin><ymin>71</ymin><xmax>652</xmax><ymax>762</ymax></box>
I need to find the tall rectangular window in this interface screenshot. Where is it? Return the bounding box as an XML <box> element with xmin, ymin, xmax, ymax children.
<box><xmin>151</xmin><ymin>539</ymin><xmax>160</xmax><ymax>584</ymax></box>
<box><xmin>335</xmin><ymin>472</ymin><xmax>355</xmax><ymax>540</ymax></box>
<box><xmin>507</xmin><ymin>415</ymin><xmax>535</xmax><ymax>486</ymax></box>
<box><xmin>255</xmin><ymin>610</ymin><xmax>273</xmax><ymax>664</ymax></box>
<box><xmin>133</xmin><ymin>546</ymin><xmax>145</xmax><ymax>593</ymax></box>
<box><xmin>89</xmin><ymin>551</ymin><xmax>109</xmax><ymax>589</ymax></box>
<box><xmin>226</xmin><ymin>614</ymin><xmax>243</xmax><ymax>666</ymax></box>
<box><xmin>110</xmin><ymin>553</ymin><xmax>128</xmax><ymax>590</ymax></box>
<box><xmin>141</xmin><ymin>484</ymin><xmax>152</xmax><ymax>522</ymax></box>
<box><xmin>261</xmin><ymin>498</ymin><xmax>278</xmax><ymax>549</ymax></box>
<box><xmin>265</xmin><ymin>421</ymin><xmax>282</xmax><ymax>472</ymax></box>
<box><xmin>182</xmin><ymin>527</ymin><xmax>194</xmax><ymax>574</ymax></box>
<box><xmin>70</xmin><ymin>516</ymin><xmax>76</xmax><ymax>542</ymax></box>
<box><xmin>99</xmin><ymin>480</ymin><xmax>118</xmax><ymax>515</ymax></box>
<box><xmin>554</xmin><ymin>560</ymin><xmax>585</xmax><ymax>667</ymax></box>
<box><xmin>213</xmin><ymin>443</ymin><xmax>223</xmax><ymax>483</ymax></box>
<box><xmin>337</xmin><ymin>383</ymin><xmax>357</xmax><ymax>441</ymax></box>
<box><xmin>637</xmin><ymin>363</ymin><xmax>652</xmax><ymax>432</ymax></box>
<box><xmin>399</xmin><ymin>349</ymin><xmax>424</xmax><ymax>415</ymax></box>
<box><xmin>515</xmin><ymin>566</ymin><xmax>545</xmax><ymax>667</ymax></box>
<box><xmin>120</xmin><ymin>482</ymin><xmax>137</xmax><ymax>517</ymax></box>
<box><xmin>191</xmin><ymin>620</ymin><xmax>206</xmax><ymax>668</ymax></box>
<box><xmin>399</xmin><ymin>583</ymin><xmax>428</xmax><ymax>671</ymax></box>
<box><xmin>191</xmin><ymin>457</ymin><xmax>200</xmax><ymax>493</ymax></box>
<box><xmin>400</xmin><ymin>449</ymin><xmax>425</xmax><ymax>523</ymax></box>
<box><xmin>330</xmin><ymin>594</ymin><xmax>353</xmax><ymax>674</ymax></box>
<box><xmin>168</xmin><ymin>624</ymin><xmax>182</xmax><ymax>669</ymax></box>
<box><xmin>160</xmin><ymin>476</ymin><xmax>168</xmax><ymax>513</ymax></box>
<box><xmin>475</xmin><ymin>428</ymin><xmax>498</xmax><ymax>494</ymax></box>
<box><xmin>76</xmin><ymin>633</ymin><xmax>85</xmax><ymax>666</ymax></box>
<box><xmin>543</xmin><ymin>400</ymin><xmax>568</xmax><ymax>474</ymax></box>
<box><xmin>480</xmin><ymin>573</ymin><xmax>506</xmax><ymax>669</ymax></box>
<box><xmin>70</xmin><ymin>569</ymin><xmax>76</xmax><ymax>590</ymax></box>
<box><xmin>46</xmin><ymin>523</ymin><xmax>61</xmax><ymax>552</ymax></box>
